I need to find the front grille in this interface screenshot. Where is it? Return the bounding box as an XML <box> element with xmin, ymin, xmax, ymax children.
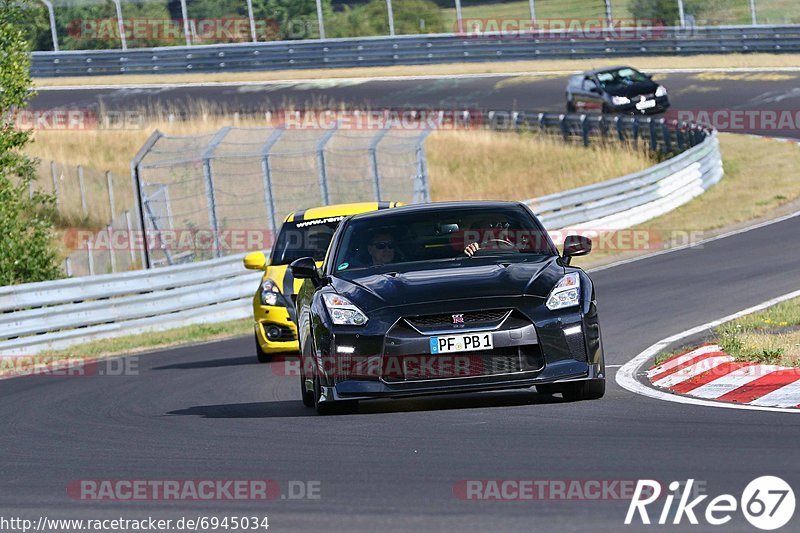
<box><xmin>405</xmin><ymin>309</ymin><xmax>509</xmax><ymax>331</ymax></box>
<box><xmin>382</xmin><ymin>345</ymin><xmax>543</xmax><ymax>382</ymax></box>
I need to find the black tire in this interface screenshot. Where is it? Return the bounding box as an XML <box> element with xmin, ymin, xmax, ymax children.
<box><xmin>314</xmin><ymin>374</ymin><xmax>357</xmax><ymax>415</ymax></box>
<box><xmin>566</xmin><ymin>100</ymin><xmax>576</xmax><ymax>113</ymax></box>
<box><xmin>601</xmin><ymin>103</ymin><xmax>612</xmax><ymax>115</ymax></box>
<box><xmin>255</xmin><ymin>332</ymin><xmax>271</xmax><ymax>363</ymax></box>
<box><xmin>535</xmin><ymin>383</ymin><xmax>561</xmax><ymax>395</ymax></box>
<box><xmin>299</xmin><ymin>355</ymin><xmax>315</xmax><ymax>408</ymax></box>
<box><xmin>561</xmin><ymin>379</ymin><xmax>605</xmax><ymax>401</ymax></box>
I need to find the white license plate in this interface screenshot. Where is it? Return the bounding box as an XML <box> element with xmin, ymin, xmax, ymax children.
<box><xmin>429</xmin><ymin>333</ymin><xmax>493</xmax><ymax>354</ymax></box>
<box><xmin>636</xmin><ymin>99</ymin><xmax>656</xmax><ymax>110</ymax></box>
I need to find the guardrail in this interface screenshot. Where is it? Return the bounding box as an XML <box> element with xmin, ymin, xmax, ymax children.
<box><xmin>0</xmin><ymin>113</ymin><xmax>722</xmax><ymax>356</ymax></box>
<box><xmin>31</xmin><ymin>25</ymin><xmax>800</xmax><ymax>77</ymax></box>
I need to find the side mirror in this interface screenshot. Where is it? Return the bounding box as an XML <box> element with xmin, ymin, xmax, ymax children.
<box><xmin>562</xmin><ymin>235</ymin><xmax>592</xmax><ymax>264</ymax></box>
<box><xmin>290</xmin><ymin>257</ymin><xmax>321</xmax><ymax>287</ymax></box>
<box><xmin>243</xmin><ymin>251</ymin><xmax>267</xmax><ymax>270</ymax></box>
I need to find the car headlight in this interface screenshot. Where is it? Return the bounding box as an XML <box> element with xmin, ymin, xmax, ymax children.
<box><xmin>611</xmin><ymin>95</ymin><xmax>631</xmax><ymax>105</ymax></box>
<box><xmin>655</xmin><ymin>85</ymin><xmax>667</xmax><ymax>97</ymax></box>
<box><xmin>259</xmin><ymin>279</ymin><xmax>282</xmax><ymax>306</ymax></box>
<box><xmin>323</xmin><ymin>293</ymin><xmax>368</xmax><ymax>326</ymax></box>
<box><xmin>546</xmin><ymin>272</ymin><xmax>581</xmax><ymax>311</ymax></box>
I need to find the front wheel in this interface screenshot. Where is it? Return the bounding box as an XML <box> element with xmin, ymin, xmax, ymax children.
<box><xmin>561</xmin><ymin>379</ymin><xmax>605</xmax><ymax>401</ymax></box>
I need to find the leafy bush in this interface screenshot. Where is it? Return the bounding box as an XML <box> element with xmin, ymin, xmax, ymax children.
<box><xmin>0</xmin><ymin>2</ymin><xmax>63</xmax><ymax>284</ymax></box>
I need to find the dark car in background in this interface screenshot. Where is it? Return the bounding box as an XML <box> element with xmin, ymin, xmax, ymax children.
<box><xmin>291</xmin><ymin>201</ymin><xmax>606</xmax><ymax>415</ymax></box>
<box><xmin>566</xmin><ymin>66</ymin><xmax>669</xmax><ymax>114</ymax></box>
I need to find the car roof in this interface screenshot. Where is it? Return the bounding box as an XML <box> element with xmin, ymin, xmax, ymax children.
<box><xmin>581</xmin><ymin>65</ymin><xmax>637</xmax><ymax>76</ymax></box>
<box><xmin>344</xmin><ymin>200</ymin><xmax>530</xmax><ymax>222</ymax></box>
<box><xmin>284</xmin><ymin>201</ymin><xmax>402</xmax><ymax>223</ymax></box>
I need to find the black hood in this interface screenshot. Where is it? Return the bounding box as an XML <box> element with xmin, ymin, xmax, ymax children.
<box><xmin>604</xmin><ymin>79</ymin><xmax>659</xmax><ymax>97</ymax></box>
<box><xmin>331</xmin><ymin>256</ymin><xmax>564</xmax><ymax>311</ymax></box>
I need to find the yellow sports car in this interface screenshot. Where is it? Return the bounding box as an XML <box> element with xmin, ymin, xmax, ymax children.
<box><xmin>243</xmin><ymin>202</ymin><xmax>402</xmax><ymax>362</ymax></box>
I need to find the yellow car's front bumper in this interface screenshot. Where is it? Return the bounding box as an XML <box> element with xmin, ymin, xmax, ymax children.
<box><xmin>253</xmin><ymin>298</ymin><xmax>299</xmax><ymax>354</ymax></box>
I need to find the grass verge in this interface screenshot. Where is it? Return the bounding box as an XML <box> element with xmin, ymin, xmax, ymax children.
<box><xmin>573</xmin><ymin>133</ymin><xmax>800</xmax><ymax>268</ymax></box>
<box><xmin>33</xmin><ymin>53</ymin><xmax>800</xmax><ymax>88</ymax></box>
<box><xmin>714</xmin><ymin>298</ymin><xmax>800</xmax><ymax>367</ymax></box>
<box><xmin>41</xmin><ymin>319</ymin><xmax>253</xmax><ymax>360</ymax></box>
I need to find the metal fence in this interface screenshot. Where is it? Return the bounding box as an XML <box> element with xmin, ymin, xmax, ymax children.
<box><xmin>131</xmin><ymin>124</ymin><xmax>431</xmax><ymax>269</ymax></box>
<box><xmin>31</xmin><ymin>23</ymin><xmax>800</xmax><ymax>77</ymax></box>
<box><xmin>30</xmin><ymin>1</ymin><xmax>797</xmax><ymax>53</ymax></box>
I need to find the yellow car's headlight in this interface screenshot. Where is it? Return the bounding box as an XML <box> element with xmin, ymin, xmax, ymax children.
<box><xmin>259</xmin><ymin>279</ymin><xmax>282</xmax><ymax>306</ymax></box>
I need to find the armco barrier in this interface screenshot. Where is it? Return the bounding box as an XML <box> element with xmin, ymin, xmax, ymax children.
<box><xmin>0</xmin><ymin>117</ymin><xmax>722</xmax><ymax>356</ymax></box>
<box><xmin>31</xmin><ymin>25</ymin><xmax>800</xmax><ymax>77</ymax></box>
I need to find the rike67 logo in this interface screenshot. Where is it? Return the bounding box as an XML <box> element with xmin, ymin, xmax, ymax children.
<box><xmin>626</xmin><ymin>477</ymin><xmax>795</xmax><ymax>530</ymax></box>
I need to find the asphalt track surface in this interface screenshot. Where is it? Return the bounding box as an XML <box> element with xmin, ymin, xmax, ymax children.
<box><xmin>31</xmin><ymin>71</ymin><xmax>800</xmax><ymax>139</ymax></box>
<box><xmin>6</xmin><ymin>70</ymin><xmax>800</xmax><ymax>531</ymax></box>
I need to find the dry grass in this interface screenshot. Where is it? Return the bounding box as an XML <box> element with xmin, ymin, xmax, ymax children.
<box><xmin>573</xmin><ymin>133</ymin><xmax>800</xmax><ymax>267</ymax></box>
<box><xmin>715</xmin><ymin>297</ymin><xmax>800</xmax><ymax>367</ymax></box>
<box><xmin>33</xmin><ymin>53</ymin><xmax>800</xmax><ymax>88</ymax></box>
<box><xmin>426</xmin><ymin>129</ymin><xmax>654</xmax><ymax>201</ymax></box>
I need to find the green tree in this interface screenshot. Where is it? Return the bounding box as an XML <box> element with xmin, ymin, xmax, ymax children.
<box><xmin>0</xmin><ymin>1</ymin><xmax>63</xmax><ymax>284</ymax></box>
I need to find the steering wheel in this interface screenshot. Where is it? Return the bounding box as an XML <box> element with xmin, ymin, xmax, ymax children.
<box><xmin>468</xmin><ymin>239</ymin><xmax>517</xmax><ymax>256</ymax></box>
<box><xmin>484</xmin><ymin>238</ymin><xmax>515</xmax><ymax>249</ymax></box>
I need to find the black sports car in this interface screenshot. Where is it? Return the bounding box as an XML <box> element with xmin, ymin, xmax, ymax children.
<box><xmin>291</xmin><ymin>201</ymin><xmax>605</xmax><ymax>414</ymax></box>
<box><xmin>566</xmin><ymin>65</ymin><xmax>669</xmax><ymax>115</ymax></box>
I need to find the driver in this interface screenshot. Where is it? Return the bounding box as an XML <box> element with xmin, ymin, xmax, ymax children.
<box><xmin>367</xmin><ymin>231</ymin><xmax>397</xmax><ymax>266</ymax></box>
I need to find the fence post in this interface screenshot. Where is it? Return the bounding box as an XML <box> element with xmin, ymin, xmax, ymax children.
<box><xmin>369</xmin><ymin>124</ymin><xmax>391</xmax><ymax>201</ymax></box>
<box><xmin>677</xmin><ymin>0</ymin><xmax>686</xmax><ymax>27</ymax></box>
<box><xmin>260</xmin><ymin>128</ymin><xmax>285</xmax><ymax>241</ymax></box>
<box><xmin>202</xmin><ymin>127</ymin><xmax>230</xmax><ymax>258</ymax></box>
<box><xmin>648</xmin><ymin>118</ymin><xmax>658</xmax><ymax>151</ymax></box>
<box><xmin>414</xmin><ymin>130</ymin><xmax>432</xmax><ymax>204</ymax></box>
<box><xmin>111</xmin><ymin>0</ymin><xmax>127</xmax><ymax>50</ymax></box>
<box><xmin>125</xmin><ymin>210</ymin><xmax>136</xmax><ymax>266</ymax></box>
<box><xmin>107</xmin><ymin>225</ymin><xmax>117</xmax><ymax>273</ymax></box>
<box><xmin>603</xmin><ymin>0</ymin><xmax>612</xmax><ymax>26</ymax></box>
<box><xmin>106</xmin><ymin>171</ymin><xmax>116</xmax><ymax>220</ymax></box>
<box><xmin>315</xmin><ymin>0</ymin><xmax>326</xmax><ymax>39</ymax></box>
<box><xmin>64</xmin><ymin>257</ymin><xmax>72</xmax><ymax>277</ymax></box>
<box><xmin>750</xmin><ymin>0</ymin><xmax>757</xmax><ymax>25</ymax></box>
<box><xmin>455</xmin><ymin>0</ymin><xmax>464</xmax><ymax>33</ymax></box>
<box><xmin>180</xmin><ymin>0</ymin><xmax>192</xmax><ymax>46</ymax></box>
<box><xmin>386</xmin><ymin>0</ymin><xmax>395</xmax><ymax>36</ymax></box>
<box><xmin>78</xmin><ymin>165</ymin><xmax>88</xmax><ymax>218</ymax></box>
<box><xmin>316</xmin><ymin>125</ymin><xmax>338</xmax><ymax>205</ymax></box>
<box><xmin>528</xmin><ymin>0</ymin><xmax>536</xmax><ymax>24</ymax></box>
<box><xmin>579</xmin><ymin>114</ymin><xmax>590</xmax><ymax>146</ymax></box>
<box><xmin>50</xmin><ymin>160</ymin><xmax>60</xmax><ymax>210</ymax></box>
<box><xmin>39</xmin><ymin>0</ymin><xmax>59</xmax><ymax>52</ymax></box>
<box><xmin>87</xmin><ymin>239</ymin><xmax>95</xmax><ymax>276</ymax></box>
<box><xmin>130</xmin><ymin>130</ymin><xmax>164</xmax><ymax>269</ymax></box>
<box><xmin>246</xmin><ymin>0</ymin><xmax>257</xmax><ymax>42</ymax></box>
<box><xmin>661</xmin><ymin>119</ymin><xmax>672</xmax><ymax>153</ymax></box>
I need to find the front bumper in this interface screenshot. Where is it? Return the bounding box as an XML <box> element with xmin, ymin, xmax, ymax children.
<box><xmin>253</xmin><ymin>297</ymin><xmax>298</xmax><ymax>353</ymax></box>
<box><xmin>610</xmin><ymin>96</ymin><xmax>670</xmax><ymax>115</ymax></box>
<box><xmin>314</xmin><ymin>296</ymin><xmax>604</xmax><ymax>402</ymax></box>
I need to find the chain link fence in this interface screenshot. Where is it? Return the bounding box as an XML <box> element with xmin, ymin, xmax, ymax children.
<box><xmin>132</xmin><ymin>124</ymin><xmax>431</xmax><ymax>268</ymax></box>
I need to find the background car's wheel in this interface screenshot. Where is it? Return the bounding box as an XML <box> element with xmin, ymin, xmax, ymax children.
<box><xmin>535</xmin><ymin>384</ymin><xmax>561</xmax><ymax>395</ymax></box>
<box><xmin>561</xmin><ymin>379</ymin><xmax>605</xmax><ymax>401</ymax></box>
<box><xmin>314</xmin><ymin>374</ymin><xmax>357</xmax><ymax>415</ymax></box>
<box><xmin>254</xmin><ymin>332</ymin><xmax>271</xmax><ymax>363</ymax></box>
<box><xmin>601</xmin><ymin>103</ymin><xmax>611</xmax><ymax>114</ymax></box>
<box><xmin>566</xmin><ymin>100</ymin><xmax>576</xmax><ymax>113</ymax></box>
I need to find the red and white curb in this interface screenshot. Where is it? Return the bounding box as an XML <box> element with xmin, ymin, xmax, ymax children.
<box><xmin>647</xmin><ymin>344</ymin><xmax>800</xmax><ymax>409</ymax></box>
<box><xmin>617</xmin><ymin>286</ymin><xmax>800</xmax><ymax>413</ymax></box>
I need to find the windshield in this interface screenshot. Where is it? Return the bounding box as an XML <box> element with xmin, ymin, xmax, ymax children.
<box><xmin>596</xmin><ymin>68</ymin><xmax>649</xmax><ymax>90</ymax></box>
<box><xmin>270</xmin><ymin>217</ymin><xmax>342</xmax><ymax>265</ymax></box>
<box><xmin>333</xmin><ymin>206</ymin><xmax>554</xmax><ymax>273</ymax></box>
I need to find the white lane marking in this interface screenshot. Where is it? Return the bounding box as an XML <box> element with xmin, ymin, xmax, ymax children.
<box><xmin>589</xmin><ymin>209</ymin><xmax>800</xmax><ymax>273</ymax></box>
<box><xmin>605</xmin><ymin>364</ymin><xmax>622</xmax><ymax>368</ymax></box>
<box><xmin>651</xmin><ymin>356</ymin><xmax>733</xmax><ymax>388</ymax></box>
<box><xmin>689</xmin><ymin>365</ymin><xmax>781</xmax><ymax>399</ymax></box>
<box><xmin>750</xmin><ymin>379</ymin><xmax>800</xmax><ymax>408</ymax></box>
<box><xmin>646</xmin><ymin>344</ymin><xmax>721</xmax><ymax>377</ymax></box>
<box><xmin>34</xmin><ymin>67</ymin><xmax>800</xmax><ymax>91</ymax></box>
<box><xmin>616</xmin><ymin>287</ymin><xmax>800</xmax><ymax>413</ymax></box>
